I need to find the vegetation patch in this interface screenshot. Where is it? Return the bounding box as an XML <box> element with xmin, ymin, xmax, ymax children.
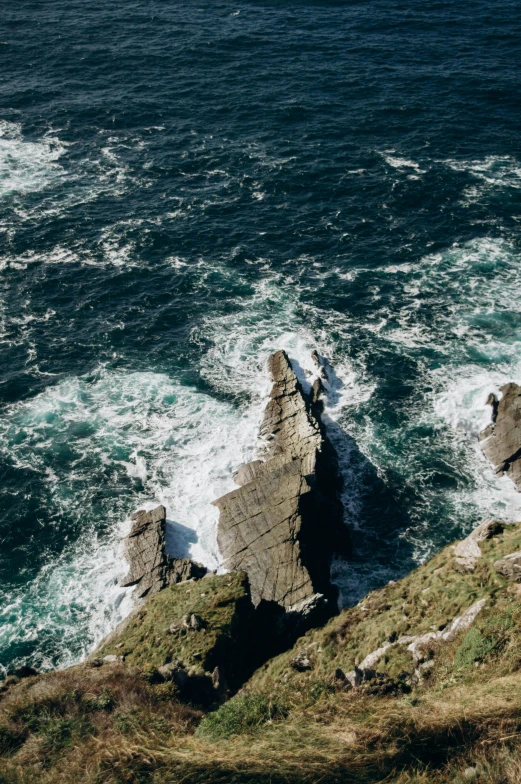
<box><xmin>197</xmin><ymin>693</ymin><xmax>288</xmax><ymax>738</ymax></box>
<box><xmin>3</xmin><ymin>524</ymin><xmax>521</xmax><ymax>782</ymax></box>
<box><xmin>96</xmin><ymin>572</ymin><xmax>254</xmax><ymax>690</ymax></box>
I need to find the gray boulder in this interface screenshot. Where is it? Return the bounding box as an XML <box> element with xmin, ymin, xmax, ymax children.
<box><xmin>494</xmin><ymin>551</ymin><xmax>521</xmax><ymax>582</ymax></box>
<box><xmin>213</xmin><ymin>350</ymin><xmax>350</xmax><ymax>613</ymax></box>
<box><xmin>453</xmin><ymin>519</ymin><xmax>504</xmax><ymax>573</ymax></box>
<box><xmin>480</xmin><ymin>383</ymin><xmax>521</xmax><ymax>490</ymax></box>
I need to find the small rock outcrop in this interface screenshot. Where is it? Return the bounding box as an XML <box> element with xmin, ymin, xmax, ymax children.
<box><xmin>213</xmin><ymin>350</ymin><xmax>351</xmax><ymax>615</ymax></box>
<box><xmin>480</xmin><ymin>383</ymin><xmax>521</xmax><ymax>490</ymax></box>
<box><xmin>494</xmin><ymin>551</ymin><xmax>521</xmax><ymax>582</ymax></box>
<box><xmin>120</xmin><ymin>505</ymin><xmax>206</xmax><ymax>599</ymax></box>
<box><xmin>96</xmin><ymin>571</ymin><xmax>254</xmax><ymax>706</ymax></box>
<box><xmin>452</xmin><ymin>519</ymin><xmax>504</xmax><ymax>573</ymax></box>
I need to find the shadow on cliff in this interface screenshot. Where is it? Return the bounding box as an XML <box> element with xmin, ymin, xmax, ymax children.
<box><xmin>165</xmin><ymin>519</ymin><xmax>198</xmax><ymax>559</ymax></box>
<box><xmin>292</xmin><ymin>356</ymin><xmax>417</xmax><ymax>609</ymax></box>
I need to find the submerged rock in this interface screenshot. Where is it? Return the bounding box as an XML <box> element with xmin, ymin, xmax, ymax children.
<box><xmin>120</xmin><ymin>505</ymin><xmax>206</xmax><ymax>599</ymax></box>
<box><xmin>480</xmin><ymin>383</ymin><xmax>521</xmax><ymax>490</ymax></box>
<box><xmin>213</xmin><ymin>350</ymin><xmax>351</xmax><ymax>616</ymax></box>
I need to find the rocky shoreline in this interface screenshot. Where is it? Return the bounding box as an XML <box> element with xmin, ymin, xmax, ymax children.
<box><xmin>87</xmin><ymin>350</ymin><xmax>353</xmax><ymax>699</ymax></box>
<box><xmin>116</xmin><ymin>349</ymin><xmax>351</xmax><ymax>641</ymax></box>
<box><xmin>4</xmin><ymin>361</ymin><xmax>521</xmax><ymax>782</ymax></box>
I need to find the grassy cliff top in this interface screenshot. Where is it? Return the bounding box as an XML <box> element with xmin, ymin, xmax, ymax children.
<box><xmin>95</xmin><ymin>571</ymin><xmax>252</xmax><ymax>688</ymax></box>
<box><xmin>3</xmin><ymin>525</ymin><xmax>521</xmax><ymax>783</ymax></box>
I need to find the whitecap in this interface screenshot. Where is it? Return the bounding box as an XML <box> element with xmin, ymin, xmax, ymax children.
<box><xmin>0</xmin><ymin>121</ymin><xmax>66</xmax><ymax>199</ymax></box>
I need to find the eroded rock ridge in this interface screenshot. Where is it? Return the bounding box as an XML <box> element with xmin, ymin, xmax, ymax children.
<box><xmin>213</xmin><ymin>349</ymin><xmax>351</xmax><ymax>615</ymax></box>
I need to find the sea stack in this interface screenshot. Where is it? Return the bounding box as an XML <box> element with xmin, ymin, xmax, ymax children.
<box><xmin>119</xmin><ymin>505</ymin><xmax>206</xmax><ymax>599</ymax></box>
<box><xmin>480</xmin><ymin>383</ymin><xmax>521</xmax><ymax>490</ymax></box>
<box><xmin>213</xmin><ymin>350</ymin><xmax>351</xmax><ymax>617</ymax></box>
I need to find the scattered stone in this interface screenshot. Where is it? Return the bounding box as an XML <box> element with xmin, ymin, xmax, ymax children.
<box><xmin>494</xmin><ymin>551</ymin><xmax>521</xmax><ymax>582</ymax></box>
<box><xmin>480</xmin><ymin>383</ymin><xmax>521</xmax><ymax>490</ymax></box>
<box><xmin>170</xmin><ymin>558</ymin><xmax>207</xmax><ymax>584</ymax></box>
<box><xmin>188</xmin><ymin>613</ymin><xmax>205</xmax><ymax>631</ymax></box>
<box><xmin>463</xmin><ymin>767</ymin><xmax>478</xmax><ymax>780</ymax></box>
<box><xmin>358</xmin><ymin>642</ymin><xmax>394</xmax><ymax>671</ymax></box>
<box><xmin>291</xmin><ymin>652</ymin><xmax>313</xmax><ymax>672</ymax></box>
<box><xmin>407</xmin><ymin>598</ymin><xmax>488</xmax><ymax>661</ymax></box>
<box><xmin>211</xmin><ymin>665</ymin><xmax>229</xmax><ymax>700</ymax></box>
<box><xmin>345</xmin><ymin>667</ymin><xmax>364</xmax><ymax>688</ymax></box>
<box><xmin>102</xmin><ymin>655</ymin><xmax>121</xmax><ymax>664</ymax></box>
<box><xmin>213</xmin><ymin>350</ymin><xmax>351</xmax><ymax>614</ymax></box>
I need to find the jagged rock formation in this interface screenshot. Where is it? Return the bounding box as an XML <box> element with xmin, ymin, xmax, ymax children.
<box><xmin>213</xmin><ymin>350</ymin><xmax>351</xmax><ymax>613</ymax></box>
<box><xmin>480</xmin><ymin>383</ymin><xmax>521</xmax><ymax>490</ymax></box>
<box><xmin>120</xmin><ymin>505</ymin><xmax>206</xmax><ymax>599</ymax></box>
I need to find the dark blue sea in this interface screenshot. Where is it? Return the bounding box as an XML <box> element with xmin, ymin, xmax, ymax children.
<box><xmin>1</xmin><ymin>0</ymin><xmax>521</xmax><ymax>674</ymax></box>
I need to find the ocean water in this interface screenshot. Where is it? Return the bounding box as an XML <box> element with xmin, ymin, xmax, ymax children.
<box><xmin>1</xmin><ymin>0</ymin><xmax>521</xmax><ymax>674</ymax></box>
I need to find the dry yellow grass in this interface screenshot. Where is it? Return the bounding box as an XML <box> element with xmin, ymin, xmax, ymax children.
<box><xmin>3</xmin><ymin>526</ymin><xmax>521</xmax><ymax>783</ymax></box>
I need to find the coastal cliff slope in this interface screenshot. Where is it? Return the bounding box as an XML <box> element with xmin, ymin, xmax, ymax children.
<box><xmin>2</xmin><ymin>521</ymin><xmax>521</xmax><ymax>783</ymax></box>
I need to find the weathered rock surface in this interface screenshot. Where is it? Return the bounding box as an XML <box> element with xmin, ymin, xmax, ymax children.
<box><xmin>480</xmin><ymin>383</ymin><xmax>521</xmax><ymax>490</ymax></box>
<box><xmin>213</xmin><ymin>349</ymin><xmax>351</xmax><ymax>613</ymax></box>
<box><xmin>120</xmin><ymin>505</ymin><xmax>206</xmax><ymax>599</ymax></box>
<box><xmin>452</xmin><ymin>519</ymin><xmax>504</xmax><ymax>573</ymax></box>
<box><xmin>342</xmin><ymin>597</ymin><xmax>488</xmax><ymax>687</ymax></box>
<box><xmin>494</xmin><ymin>551</ymin><xmax>521</xmax><ymax>582</ymax></box>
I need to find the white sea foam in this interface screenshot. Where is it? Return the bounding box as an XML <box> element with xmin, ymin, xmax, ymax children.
<box><xmin>443</xmin><ymin>155</ymin><xmax>521</xmax><ymax>204</ymax></box>
<box><xmin>0</xmin><ymin>121</ymin><xmax>66</xmax><ymax>198</ymax></box>
<box><xmin>0</xmin><ymin>366</ymin><xmax>278</xmax><ymax>668</ymax></box>
<box><xmin>374</xmin><ymin>237</ymin><xmax>521</xmax><ymax>529</ymax></box>
<box><xmin>381</xmin><ymin>152</ymin><xmax>425</xmax><ymax>173</ymax></box>
<box><xmin>0</xmin><ymin>265</ymin><xmax>373</xmax><ymax>669</ymax></box>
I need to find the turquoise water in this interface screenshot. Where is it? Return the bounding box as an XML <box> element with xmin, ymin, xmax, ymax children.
<box><xmin>1</xmin><ymin>0</ymin><xmax>521</xmax><ymax>674</ymax></box>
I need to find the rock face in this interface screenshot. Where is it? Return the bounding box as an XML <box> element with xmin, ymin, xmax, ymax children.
<box><xmin>480</xmin><ymin>383</ymin><xmax>521</xmax><ymax>490</ymax></box>
<box><xmin>213</xmin><ymin>350</ymin><xmax>351</xmax><ymax>614</ymax></box>
<box><xmin>120</xmin><ymin>505</ymin><xmax>206</xmax><ymax>599</ymax></box>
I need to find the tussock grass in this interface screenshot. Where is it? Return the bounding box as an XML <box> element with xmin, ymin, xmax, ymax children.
<box><xmin>3</xmin><ymin>524</ymin><xmax>521</xmax><ymax>782</ymax></box>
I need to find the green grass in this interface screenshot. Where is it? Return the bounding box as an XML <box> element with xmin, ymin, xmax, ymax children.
<box><xmin>96</xmin><ymin>572</ymin><xmax>253</xmax><ymax>689</ymax></box>
<box><xmin>3</xmin><ymin>523</ymin><xmax>521</xmax><ymax>783</ymax></box>
<box><xmin>197</xmin><ymin>694</ymin><xmax>288</xmax><ymax>738</ymax></box>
